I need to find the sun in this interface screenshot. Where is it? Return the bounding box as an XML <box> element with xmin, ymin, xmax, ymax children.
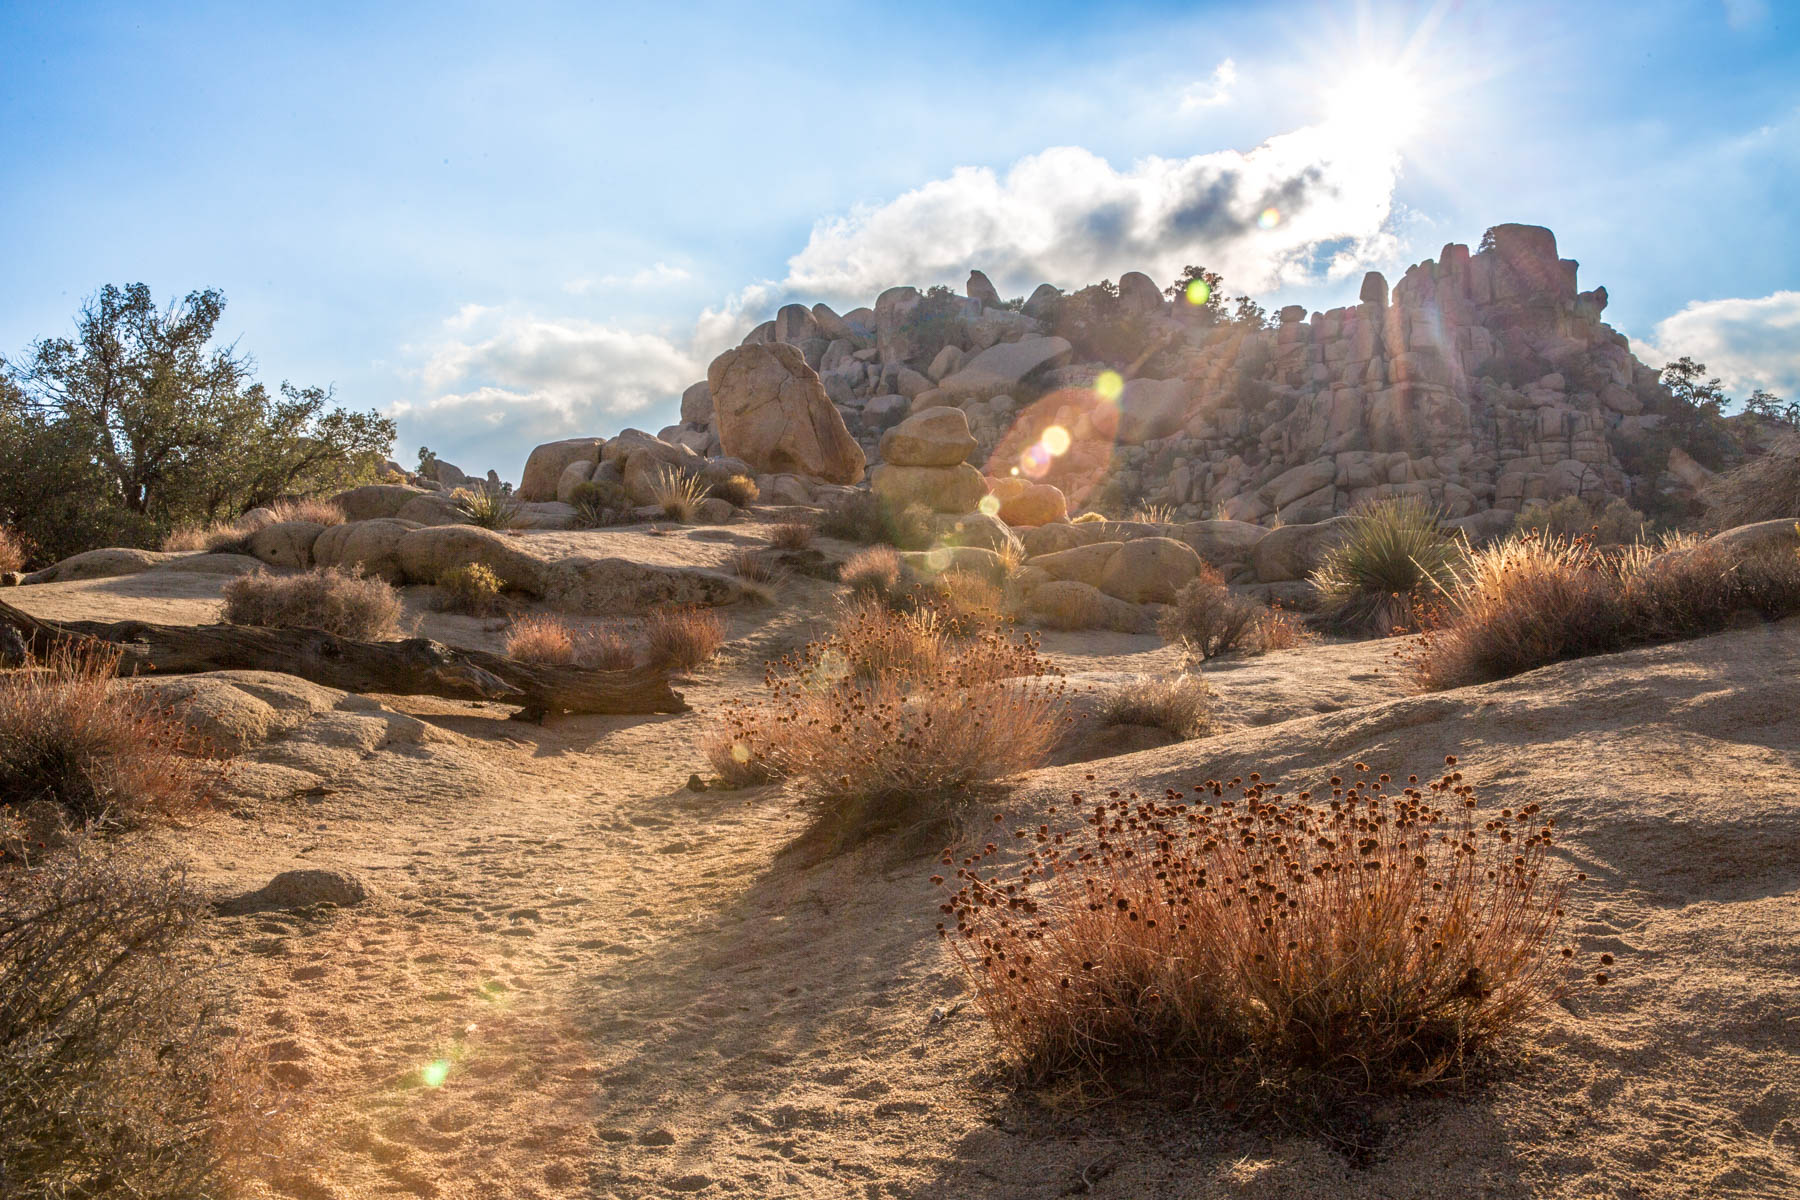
<box><xmin>1321</xmin><ymin>59</ymin><xmax>1430</xmax><ymax>150</ymax></box>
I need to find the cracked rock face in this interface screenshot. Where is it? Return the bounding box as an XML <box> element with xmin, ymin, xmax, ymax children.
<box><xmin>706</xmin><ymin>342</ymin><xmax>866</xmax><ymax>484</ymax></box>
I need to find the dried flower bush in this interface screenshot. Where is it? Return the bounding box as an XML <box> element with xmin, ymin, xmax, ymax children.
<box><xmin>434</xmin><ymin>562</ymin><xmax>506</xmax><ymax>616</ymax></box>
<box><xmin>1159</xmin><ymin>569</ymin><xmax>1303</xmax><ymax>658</ymax></box>
<box><xmin>1098</xmin><ymin>673</ymin><xmax>1215</xmax><ymax>740</ymax></box>
<box><xmin>1310</xmin><ymin>497</ymin><xmax>1464</xmax><ymax>634</ymax></box>
<box><xmin>938</xmin><ymin>760</ymin><xmax>1598</xmax><ymax>1105</ymax></box>
<box><xmin>1411</xmin><ymin>533</ymin><xmax>1800</xmax><ymax>689</ymax></box>
<box><xmin>0</xmin><ymin>848</ymin><xmax>282</xmax><ymax>1197</ymax></box>
<box><xmin>504</xmin><ymin>615</ymin><xmax>639</xmax><ymax>669</ymax></box>
<box><xmin>644</xmin><ymin>606</ymin><xmax>726</xmax><ymax>669</ymax></box>
<box><xmin>223</xmin><ymin>565</ymin><xmax>403</xmax><ymax>639</ymax></box>
<box><xmin>709</xmin><ymin>474</ymin><xmax>759</xmax><ymax>508</ymax></box>
<box><xmin>0</xmin><ymin>645</ymin><xmax>217</xmax><ymax>829</ymax></box>
<box><xmin>768</xmin><ymin>522</ymin><xmax>816</xmax><ymax>551</ymax></box>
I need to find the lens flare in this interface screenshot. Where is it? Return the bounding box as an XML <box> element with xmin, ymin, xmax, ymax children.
<box><xmin>1040</xmin><ymin>425</ymin><xmax>1071</xmax><ymax>457</ymax></box>
<box><xmin>1095</xmin><ymin>370</ymin><xmax>1124</xmax><ymax>401</ymax></box>
<box><xmin>1257</xmin><ymin>207</ymin><xmax>1281</xmax><ymax>229</ymax></box>
<box><xmin>1020</xmin><ymin>443</ymin><xmax>1053</xmax><ymax>479</ymax></box>
<box><xmin>1184</xmin><ymin>279</ymin><xmax>1212</xmax><ymax>307</ymax></box>
<box><xmin>977</xmin><ymin>493</ymin><xmax>1001</xmax><ymax>517</ymax></box>
<box><xmin>730</xmin><ymin>741</ymin><xmax>751</xmax><ymax>764</ymax></box>
<box><xmin>421</xmin><ymin>1060</ymin><xmax>451</xmax><ymax>1088</ymax></box>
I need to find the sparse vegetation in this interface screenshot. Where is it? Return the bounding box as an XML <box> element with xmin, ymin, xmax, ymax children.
<box><xmin>818</xmin><ymin>491</ymin><xmax>933</xmax><ymax>549</ymax></box>
<box><xmin>0</xmin><ymin>847</ymin><xmax>280</xmax><ymax>1198</ymax></box>
<box><xmin>1098</xmin><ymin>673</ymin><xmax>1214</xmax><ymax>739</ymax></box>
<box><xmin>568</xmin><ymin>479</ymin><xmax>634</xmax><ymax>528</ymax></box>
<box><xmin>1160</xmin><ymin>570</ymin><xmax>1305</xmax><ymax>657</ymax></box>
<box><xmin>433</xmin><ymin>562</ymin><xmax>506</xmax><ymax>616</ymax></box>
<box><xmin>222</xmin><ymin>565</ymin><xmax>403</xmax><ymax>638</ymax></box>
<box><xmin>768</xmin><ymin>521</ymin><xmax>815</xmax><ymax>551</ymax></box>
<box><xmin>708</xmin><ymin>474</ymin><xmax>759</xmax><ymax>508</ymax></box>
<box><xmin>453</xmin><ymin>487</ymin><xmax>520</xmax><ymax>530</ymax></box>
<box><xmin>939</xmin><ymin>760</ymin><xmax>1594</xmax><ymax>1108</ymax></box>
<box><xmin>1411</xmin><ymin>533</ymin><xmax>1800</xmax><ymax>689</ymax></box>
<box><xmin>1130</xmin><ymin>502</ymin><xmax>1176</xmax><ymax>525</ymax></box>
<box><xmin>1702</xmin><ymin>431</ymin><xmax>1800</xmax><ymax>528</ymax></box>
<box><xmin>0</xmin><ymin>645</ymin><xmax>215</xmax><ymax>829</ymax></box>
<box><xmin>651</xmin><ymin>467</ymin><xmax>709</xmax><ymax>523</ymax></box>
<box><xmin>644</xmin><ymin>606</ymin><xmax>726</xmax><ymax>669</ymax></box>
<box><xmin>1310</xmin><ymin>497</ymin><xmax>1464</xmax><ymax>633</ymax></box>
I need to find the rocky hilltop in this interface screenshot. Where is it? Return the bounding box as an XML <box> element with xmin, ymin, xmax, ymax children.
<box><xmin>656</xmin><ymin>223</ymin><xmax>1720</xmax><ymax>529</ymax></box>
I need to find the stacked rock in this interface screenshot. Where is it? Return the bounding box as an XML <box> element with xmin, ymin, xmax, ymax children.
<box><xmin>870</xmin><ymin>406</ymin><xmax>988</xmax><ymax>513</ymax></box>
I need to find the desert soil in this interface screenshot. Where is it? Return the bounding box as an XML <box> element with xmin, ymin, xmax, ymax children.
<box><xmin>10</xmin><ymin>557</ymin><xmax>1800</xmax><ymax>1200</ymax></box>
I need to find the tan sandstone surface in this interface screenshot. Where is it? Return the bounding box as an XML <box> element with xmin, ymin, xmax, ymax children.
<box><xmin>10</xmin><ymin>551</ymin><xmax>1800</xmax><ymax>1200</ymax></box>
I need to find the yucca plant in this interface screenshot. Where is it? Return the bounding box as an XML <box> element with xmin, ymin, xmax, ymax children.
<box><xmin>651</xmin><ymin>467</ymin><xmax>709</xmax><ymax>523</ymax></box>
<box><xmin>453</xmin><ymin>487</ymin><xmax>521</xmax><ymax>530</ymax></box>
<box><xmin>1310</xmin><ymin>496</ymin><xmax>1464</xmax><ymax>634</ymax></box>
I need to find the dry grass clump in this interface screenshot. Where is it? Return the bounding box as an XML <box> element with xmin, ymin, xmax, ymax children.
<box><xmin>1412</xmin><ymin>532</ymin><xmax>1800</xmax><ymax>689</ymax></box>
<box><xmin>709</xmin><ymin>602</ymin><xmax>1065</xmax><ymax>838</ymax></box>
<box><xmin>1702</xmin><ymin>430</ymin><xmax>1800</xmax><ymax>528</ymax></box>
<box><xmin>162</xmin><ymin>519</ymin><xmax>252</xmax><ymax>554</ymax></box>
<box><xmin>651</xmin><ymin>467</ymin><xmax>709</xmax><ymax>523</ymax></box>
<box><xmin>504</xmin><ymin>615</ymin><xmax>640</xmax><ymax>669</ymax></box>
<box><xmin>265</xmin><ymin>496</ymin><xmax>347</xmax><ymax>526</ymax></box>
<box><xmin>434</xmin><ymin>562</ymin><xmax>506</xmax><ymax>616</ymax></box>
<box><xmin>1130</xmin><ymin>502</ymin><xmax>1176</xmax><ymax>525</ymax></box>
<box><xmin>730</xmin><ymin>548</ymin><xmax>779</xmax><ymax>583</ymax></box>
<box><xmin>0</xmin><ymin>646</ymin><xmax>215</xmax><ymax>830</ymax></box>
<box><xmin>452</xmin><ymin>487</ymin><xmax>521</xmax><ymax>530</ymax></box>
<box><xmin>1099</xmin><ymin>673</ymin><xmax>1214</xmax><ymax>739</ymax></box>
<box><xmin>1071</xmin><ymin>511</ymin><xmax>1107</xmax><ymax>524</ymax></box>
<box><xmin>223</xmin><ymin>565</ymin><xmax>403</xmax><ymax>638</ymax></box>
<box><xmin>938</xmin><ymin>760</ymin><xmax>1596</xmax><ymax>1107</ymax></box>
<box><xmin>1310</xmin><ymin>496</ymin><xmax>1464</xmax><ymax>634</ymax></box>
<box><xmin>768</xmin><ymin>521</ymin><xmax>816</xmax><ymax>551</ymax></box>
<box><xmin>1160</xmin><ymin>570</ymin><xmax>1307</xmax><ymax>658</ymax></box>
<box><xmin>709</xmin><ymin>474</ymin><xmax>759</xmax><ymax>508</ymax></box>
<box><xmin>1</xmin><ymin>848</ymin><xmax>282</xmax><ymax>1197</ymax></box>
<box><xmin>644</xmin><ymin>606</ymin><xmax>726</xmax><ymax>669</ymax></box>
<box><xmin>841</xmin><ymin>545</ymin><xmax>904</xmax><ymax>601</ymax></box>
<box><xmin>1515</xmin><ymin>494</ymin><xmax>1646</xmax><ymax>545</ymax></box>
<box><xmin>0</xmin><ymin>526</ymin><xmax>26</xmax><ymax>572</ymax></box>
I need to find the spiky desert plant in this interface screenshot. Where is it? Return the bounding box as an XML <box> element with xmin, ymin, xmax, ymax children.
<box><xmin>651</xmin><ymin>467</ymin><xmax>709</xmax><ymax>523</ymax></box>
<box><xmin>1311</xmin><ymin>496</ymin><xmax>1464</xmax><ymax>633</ymax></box>
<box><xmin>222</xmin><ymin>565</ymin><xmax>403</xmax><ymax>639</ymax></box>
<box><xmin>938</xmin><ymin>759</ymin><xmax>1602</xmax><ymax>1103</ymax></box>
<box><xmin>453</xmin><ymin>487</ymin><xmax>521</xmax><ymax>530</ymax></box>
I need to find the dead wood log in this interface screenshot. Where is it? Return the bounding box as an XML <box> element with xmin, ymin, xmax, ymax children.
<box><xmin>0</xmin><ymin>597</ymin><xmax>687</xmax><ymax>718</ymax></box>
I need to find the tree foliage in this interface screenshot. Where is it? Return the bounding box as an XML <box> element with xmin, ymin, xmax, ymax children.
<box><xmin>0</xmin><ymin>284</ymin><xmax>393</xmax><ymax>564</ymax></box>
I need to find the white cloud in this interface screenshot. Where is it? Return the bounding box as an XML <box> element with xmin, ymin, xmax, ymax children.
<box><xmin>564</xmin><ymin>262</ymin><xmax>692</xmax><ymax>294</ymax></box>
<box><xmin>393</xmin><ymin>310</ymin><xmax>700</xmax><ymax>472</ymax></box>
<box><xmin>778</xmin><ymin>121</ymin><xmax>1402</xmax><ymax>309</ymax></box>
<box><xmin>1179</xmin><ymin>58</ymin><xmax>1238</xmax><ymax>112</ymax></box>
<box><xmin>1635</xmin><ymin>291</ymin><xmax>1800</xmax><ymax>400</ymax></box>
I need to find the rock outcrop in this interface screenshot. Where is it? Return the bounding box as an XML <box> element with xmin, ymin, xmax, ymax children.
<box><xmin>706</xmin><ymin>343</ymin><xmax>866</xmax><ymax>484</ymax></box>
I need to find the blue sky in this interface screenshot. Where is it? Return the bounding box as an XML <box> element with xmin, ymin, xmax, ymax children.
<box><xmin>2</xmin><ymin>0</ymin><xmax>1795</xmax><ymax>477</ymax></box>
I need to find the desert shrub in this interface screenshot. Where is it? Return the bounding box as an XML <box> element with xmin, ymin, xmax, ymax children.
<box><xmin>704</xmin><ymin>713</ymin><xmax>786</xmax><ymax>789</ymax></box>
<box><xmin>730</xmin><ymin>548</ymin><xmax>779</xmax><ymax>582</ymax></box>
<box><xmin>915</xmin><ymin>568</ymin><xmax>1009</xmax><ymax>636</ymax></box>
<box><xmin>768</xmin><ymin>521</ymin><xmax>815</xmax><ymax>551</ymax></box>
<box><xmin>1098</xmin><ymin>673</ymin><xmax>1214</xmax><ymax>739</ymax></box>
<box><xmin>162</xmin><ymin>520</ymin><xmax>252</xmax><ymax>554</ymax></box>
<box><xmin>0</xmin><ymin>646</ymin><xmax>215</xmax><ymax>829</ymax></box>
<box><xmin>504</xmin><ymin>614</ymin><xmax>578</xmax><ymax>665</ymax></box>
<box><xmin>0</xmin><ymin>527</ymin><xmax>24</xmax><ymax>573</ymax></box>
<box><xmin>841</xmin><ymin>545</ymin><xmax>904</xmax><ymax>601</ymax></box>
<box><xmin>0</xmin><ymin>848</ymin><xmax>281</xmax><ymax>1197</ymax></box>
<box><xmin>818</xmin><ymin>491</ymin><xmax>933</xmax><ymax>549</ymax></box>
<box><xmin>1071</xmin><ymin>511</ymin><xmax>1107</xmax><ymax>524</ymax></box>
<box><xmin>1702</xmin><ymin>431</ymin><xmax>1800</xmax><ymax>529</ymax></box>
<box><xmin>585</xmin><ymin>629</ymin><xmax>638</xmax><ymax>670</ymax></box>
<box><xmin>651</xmin><ymin>467</ymin><xmax>708</xmax><ymax>523</ymax></box>
<box><xmin>567</xmin><ymin>479</ymin><xmax>633</xmax><ymax>528</ymax></box>
<box><xmin>938</xmin><ymin>760</ymin><xmax>1597</xmax><ymax>1105</ymax></box>
<box><xmin>1310</xmin><ymin>496</ymin><xmax>1464</xmax><ymax>634</ymax></box>
<box><xmin>452</xmin><ymin>487</ymin><xmax>520</xmax><ymax>530</ymax></box>
<box><xmin>644</xmin><ymin>606</ymin><xmax>726</xmax><ymax>669</ymax></box>
<box><xmin>1412</xmin><ymin>533</ymin><xmax>1800</xmax><ymax>689</ymax></box>
<box><xmin>1160</xmin><ymin>571</ymin><xmax>1293</xmax><ymax>658</ymax></box>
<box><xmin>709</xmin><ymin>474</ymin><xmax>759</xmax><ymax>508</ymax></box>
<box><xmin>223</xmin><ymin>565</ymin><xmax>403</xmax><ymax>638</ymax></box>
<box><xmin>266</xmin><ymin>496</ymin><xmax>347</xmax><ymax>526</ymax></box>
<box><xmin>1515</xmin><ymin>495</ymin><xmax>1646</xmax><ymax>545</ymax></box>
<box><xmin>433</xmin><ymin>562</ymin><xmax>506</xmax><ymax>616</ymax></box>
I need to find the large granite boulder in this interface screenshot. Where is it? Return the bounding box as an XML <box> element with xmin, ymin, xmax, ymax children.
<box><xmin>879</xmin><ymin>406</ymin><xmax>977</xmax><ymax>467</ymax></box>
<box><xmin>394</xmin><ymin>526</ymin><xmax>549</xmax><ymax>593</ymax></box>
<box><xmin>1250</xmin><ymin>516</ymin><xmax>1353</xmax><ymax>583</ymax></box>
<box><xmin>518</xmin><ymin>438</ymin><xmax>604</xmax><ymax>502</ymax></box>
<box><xmin>707</xmin><ymin>343</ymin><xmax>866</xmax><ymax>484</ymax></box>
<box><xmin>937</xmin><ymin>336</ymin><xmax>1072</xmax><ymax>402</ymax></box>
<box><xmin>870</xmin><ymin>463</ymin><xmax>989</xmax><ymax>514</ymax></box>
<box><xmin>245</xmin><ymin>521</ymin><xmax>325</xmax><ymax>569</ymax></box>
<box><xmin>988</xmin><ymin>477</ymin><xmax>1068</xmax><ymax>526</ymax></box>
<box><xmin>311</xmin><ymin>518</ymin><xmax>423</xmax><ymax>583</ymax></box>
<box><xmin>332</xmin><ymin>484</ymin><xmax>431</xmax><ymax>522</ymax></box>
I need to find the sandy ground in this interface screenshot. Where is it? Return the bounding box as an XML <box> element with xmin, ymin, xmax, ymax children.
<box><xmin>9</xmin><ymin>563</ymin><xmax>1800</xmax><ymax>1200</ymax></box>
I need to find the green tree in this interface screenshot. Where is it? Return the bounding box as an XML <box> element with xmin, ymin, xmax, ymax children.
<box><xmin>1165</xmin><ymin>266</ymin><xmax>1228</xmax><ymax>324</ymax></box>
<box><xmin>1</xmin><ymin>284</ymin><xmax>394</xmax><ymax>555</ymax></box>
<box><xmin>1660</xmin><ymin>356</ymin><xmax>1728</xmax><ymax>417</ymax></box>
